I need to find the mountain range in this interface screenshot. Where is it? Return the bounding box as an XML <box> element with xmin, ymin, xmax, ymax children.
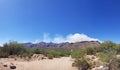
<box><xmin>24</xmin><ymin>41</ymin><xmax>100</xmax><ymax>48</ymax></box>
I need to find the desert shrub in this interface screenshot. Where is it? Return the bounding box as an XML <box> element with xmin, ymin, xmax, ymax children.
<box><xmin>47</xmin><ymin>54</ymin><xmax>54</xmax><ymax>59</ymax></box>
<box><xmin>46</xmin><ymin>50</ymin><xmax>61</xmax><ymax>58</ymax></box>
<box><xmin>71</xmin><ymin>49</ymin><xmax>86</xmax><ymax>58</ymax></box>
<box><xmin>85</xmin><ymin>46</ymin><xmax>95</xmax><ymax>55</ymax></box>
<box><xmin>109</xmin><ymin>58</ymin><xmax>120</xmax><ymax>70</ymax></box>
<box><xmin>1</xmin><ymin>41</ymin><xmax>34</xmax><ymax>57</ymax></box>
<box><xmin>33</xmin><ymin>48</ymin><xmax>45</xmax><ymax>54</ymax></box>
<box><xmin>55</xmin><ymin>49</ymin><xmax>71</xmax><ymax>57</ymax></box>
<box><xmin>43</xmin><ymin>48</ymin><xmax>71</xmax><ymax>58</ymax></box>
<box><xmin>8</xmin><ymin>42</ymin><xmax>27</xmax><ymax>55</ymax></box>
<box><xmin>0</xmin><ymin>48</ymin><xmax>6</xmax><ymax>57</ymax></box>
<box><xmin>73</xmin><ymin>57</ymin><xmax>91</xmax><ymax>70</ymax></box>
<box><xmin>98</xmin><ymin>41</ymin><xmax>117</xmax><ymax>53</ymax></box>
<box><xmin>98</xmin><ymin>51</ymin><xmax>116</xmax><ymax>63</ymax></box>
<box><xmin>1</xmin><ymin>44</ymin><xmax>10</xmax><ymax>57</ymax></box>
<box><xmin>114</xmin><ymin>44</ymin><xmax>120</xmax><ymax>54</ymax></box>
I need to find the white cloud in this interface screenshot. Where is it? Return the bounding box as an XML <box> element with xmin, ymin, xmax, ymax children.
<box><xmin>42</xmin><ymin>33</ymin><xmax>52</xmax><ymax>43</ymax></box>
<box><xmin>0</xmin><ymin>33</ymin><xmax>100</xmax><ymax>46</ymax></box>
<box><xmin>66</xmin><ymin>33</ymin><xmax>99</xmax><ymax>43</ymax></box>
<box><xmin>41</xmin><ymin>33</ymin><xmax>100</xmax><ymax>43</ymax></box>
<box><xmin>53</xmin><ymin>36</ymin><xmax>65</xmax><ymax>43</ymax></box>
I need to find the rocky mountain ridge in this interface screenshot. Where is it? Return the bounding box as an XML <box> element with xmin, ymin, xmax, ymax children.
<box><xmin>24</xmin><ymin>41</ymin><xmax>100</xmax><ymax>48</ymax></box>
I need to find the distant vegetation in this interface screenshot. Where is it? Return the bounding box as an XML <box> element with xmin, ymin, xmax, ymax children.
<box><xmin>0</xmin><ymin>41</ymin><xmax>71</xmax><ymax>59</ymax></box>
<box><xmin>0</xmin><ymin>41</ymin><xmax>120</xmax><ymax>70</ymax></box>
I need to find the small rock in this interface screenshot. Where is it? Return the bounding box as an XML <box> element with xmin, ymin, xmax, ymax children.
<box><xmin>10</xmin><ymin>65</ymin><xmax>16</xmax><ymax>69</ymax></box>
<box><xmin>3</xmin><ymin>64</ymin><xmax>7</xmax><ymax>67</ymax></box>
<box><xmin>3</xmin><ymin>63</ymin><xmax>8</xmax><ymax>67</ymax></box>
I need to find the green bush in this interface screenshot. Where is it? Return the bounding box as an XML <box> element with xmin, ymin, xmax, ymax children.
<box><xmin>73</xmin><ymin>58</ymin><xmax>91</xmax><ymax>70</ymax></box>
<box><xmin>33</xmin><ymin>48</ymin><xmax>45</xmax><ymax>54</ymax></box>
<box><xmin>9</xmin><ymin>42</ymin><xmax>27</xmax><ymax>55</ymax></box>
<box><xmin>98</xmin><ymin>51</ymin><xmax>116</xmax><ymax>63</ymax></box>
<box><xmin>46</xmin><ymin>50</ymin><xmax>61</xmax><ymax>58</ymax></box>
<box><xmin>71</xmin><ymin>49</ymin><xmax>86</xmax><ymax>58</ymax></box>
<box><xmin>85</xmin><ymin>46</ymin><xmax>95</xmax><ymax>55</ymax></box>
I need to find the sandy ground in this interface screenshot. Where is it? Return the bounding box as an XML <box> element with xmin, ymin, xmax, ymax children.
<box><xmin>0</xmin><ymin>57</ymin><xmax>77</xmax><ymax>70</ymax></box>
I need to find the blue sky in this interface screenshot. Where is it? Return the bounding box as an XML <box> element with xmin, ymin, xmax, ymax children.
<box><xmin>0</xmin><ymin>0</ymin><xmax>120</xmax><ymax>45</ymax></box>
